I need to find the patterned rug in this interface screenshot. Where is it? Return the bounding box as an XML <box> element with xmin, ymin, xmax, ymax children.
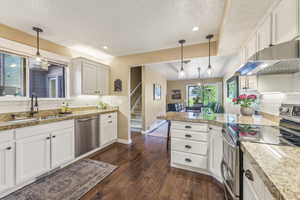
<box><xmin>2</xmin><ymin>159</ymin><xmax>117</xmax><ymax>200</ymax></box>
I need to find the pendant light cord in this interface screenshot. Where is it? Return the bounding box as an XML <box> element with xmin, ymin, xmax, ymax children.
<box><xmin>37</xmin><ymin>31</ymin><xmax>40</xmax><ymax>56</ymax></box>
<box><xmin>181</xmin><ymin>42</ymin><xmax>183</xmax><ymax>71</ymax></box>
<box><xmin>208</xmin><ymin>37</ymin><xmax>211</xmax><ymax>66</ymax></box>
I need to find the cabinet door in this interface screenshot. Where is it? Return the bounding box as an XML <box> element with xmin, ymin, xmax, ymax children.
<box><xmin>51</xmin><ymin>127</ymin><xmax>75</xmax><ymax>168</ymax></box>
<box><xmin>96</xmin><ymin>65</ymin><xmax>109</xmax><ymax>95</ymax></box>
<box><xmin>272</xmin><ymin>0</ymin><xmax>299</xmax><ymax>44</ymax></box>
<box><xmin>16</xmin><ymin>133</ymin><xmax>51</xmax><ymax>184</ymax></box>
<box><xmin>100</xmin><ymin>123</ymin><xmax>112</xmax><ymax>146</ymax></box>
<box><xmin>243</xmin><ymin>177</ymin><xmax>259</xmax><ymax>200</ymax></box>
<box><xmin>82</xmin><ymin>62</ymin><xmax>98</xmax><ymax>95</ymax></box>
<box><xmin>209</xmin><ymin>127</ymin><xmax>223</xmax><ymax>181</ymax></box>
<box><xmin>257</xmin><ymin>15</ymin><xmax>272</xmax><ymax>51</ymax></box>
<box><xmin>0</xmin><ymin>142</ymin><xmax>14</xmax><ymax>192</ymax></box>
<box><xmin>245</xmin><ymin>34</ymin><xmax>257</xmax><ymax>59</ymax></box>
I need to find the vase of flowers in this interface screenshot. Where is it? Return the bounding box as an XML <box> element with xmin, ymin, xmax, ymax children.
<box><xmin>232</xmin><ymin>94</ymin><xmax>257</xmax><ymax>116</ymax></box>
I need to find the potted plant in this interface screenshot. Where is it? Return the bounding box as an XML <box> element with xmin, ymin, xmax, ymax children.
<box><xmin>232</xmin><ymin>94</ymin><xmax>257</xmax><ymax>116</ymax></box>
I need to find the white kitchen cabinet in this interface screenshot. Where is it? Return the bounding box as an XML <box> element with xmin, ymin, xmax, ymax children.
<box><xmin>243</xmin><ymin>154</ymin><xmax>275</xmax><ymax>200</ymax></box>
<box><xmin>257</xmin><ymin>15</ymin><xmax>272</xmax><ymax>51</ymax></box>
<box><xmin>96</xmin><ymin>65</ymin><xmax>109</xmax><ymax>95</ymax></box>
<box><xmin>70</xmin><ymin>57</ymin><xmax>110</xmax><ymax>96</ymax></box>
<box><xmin>272</xmin><ymin>0</ymin><xmax>299</xmax><ymax>44</ymax></box>
<box><xmin>0</xmin><ymin>142</ymin><xmax>15</xmax><ymax>192</ymax></box>
<box><xmin>82</xmin><ymin>62</ymin><xmax>98</xmax><ymax>95</ymax></box>
<box><xmin>209</xmin><ymin>126</ymin><xmax>223</xmax><ymax>182</ymax></box>
<box><xmin>51</xmin><ymin>127</ymin><xmax>75</xmax><ymax>168</ymax></box>
<box><xmin>100</xmin><ymin>112</ymin><xmax>118</xmax><ymax>146</ymax></box>
<box><xmin>16</xmin><ymin>133</ymin><xmax>51</xmax><ymax>184</ymax></box>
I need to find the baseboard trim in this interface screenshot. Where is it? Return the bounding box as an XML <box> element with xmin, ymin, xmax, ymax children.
<box><xmin>117</xmin><ymin>138</ymin><xmax>132</xmax><ymax>144</ymax></box>
<box><xmin>142</xmin><ymin>120</ymin><xmax>167</xmax><ymax>134</ymax></box>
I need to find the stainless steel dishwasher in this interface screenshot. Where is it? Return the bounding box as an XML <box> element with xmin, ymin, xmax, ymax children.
<box><xmin>75</xmin><ymin>116</ymin><xmax>99</xmax><ymax>157</ymax></box>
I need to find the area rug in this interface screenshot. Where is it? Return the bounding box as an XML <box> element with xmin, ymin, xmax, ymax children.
<box><xmin>2</xmin><ymin>159</ymin><xmax>117</xmax><ymax>200</ymax></box>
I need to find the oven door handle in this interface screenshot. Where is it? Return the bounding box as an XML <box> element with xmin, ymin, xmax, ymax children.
<box><xmin>221</xmin><ymin>160</ymin><xmax>238</xmax><ymax>200</ymax></box>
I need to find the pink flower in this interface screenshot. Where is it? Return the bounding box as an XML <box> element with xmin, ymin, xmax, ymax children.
<box><xmin>232</xmin><ymin>98</ymin><xmax>238</xmax><ymax>103</ymax></box>
<box><xmin>238</xmin><ymin>94</ymin><xmax>247</xmax><ymax>100</ymax></box>
<box><xmin>247</xmin><ymin>95</ymin><xmax>257</xmax><ymax>100</ymax></box>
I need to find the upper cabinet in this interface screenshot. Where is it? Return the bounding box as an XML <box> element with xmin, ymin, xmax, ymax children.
<box><xmin>272</xmin><ymin>0</ymin><xmax>299</xmax><ymax>45</ymax></box>
<box><xmin>257</xmin><ymin>15</ymin><xmax>272</xmax><ymax>51</ymax></box>
<box><xmin>70</xmin><ymin>57</ymin><xmax>110</xmax><ymax>96</ymax></box>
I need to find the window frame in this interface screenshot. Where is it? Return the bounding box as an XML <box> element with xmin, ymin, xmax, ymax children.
<box><xmin>0</xmin><ymin>49</ymin><xmax>69</xmax><ymax>101</ymax></box>
<box><xmin>186</xmin><ymin>83</ymin><xmax>220</xmax><ymax>107</ymax></box>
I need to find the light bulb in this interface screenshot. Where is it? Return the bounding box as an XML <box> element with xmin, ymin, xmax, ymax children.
<box><xmin>179</xmin><ymin>69</ymin><xmax>185</xmax><ymax>78</ymax></box>
<box><xmin>207</xmin><ymin>66</ymin><xmax>212</xmax><ymax>76</ymax></box>
<box><xmin>197</xmin><ymin>82</ymin><xmax>201</xmax><ymax>86</ymax></box>
<box><xmin>35</xmin><ymin>55</ymin><xmax>42</xmax><ymax>63</ymax></box>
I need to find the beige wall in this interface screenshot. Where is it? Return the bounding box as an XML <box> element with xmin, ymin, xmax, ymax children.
<box><xmin>142</xmin><ymin>66</ymin><xmax>167</xmax><ymax>130</ymax></box>
<box><xmin>167</xmin><ymin>78</ymin><xmax>224</xmax><ymax>105</ymax></box>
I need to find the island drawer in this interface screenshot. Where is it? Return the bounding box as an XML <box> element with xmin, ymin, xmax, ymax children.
<box><xmin>171</xmin><ymin>151</ymin><xmax>207</xmax><ymax>169</ymax></box>
<box><xmin>171</xmin><ymin>129</ymin><xmax>208</xmax><ymax>141</ymax></box>
<box><xmin>171</xmin><ymin>138</ymin><xmax>208</xmax><ymax>155</ymax></box>
<box><xmin>171</xmin><ymin>121</ymin><xmax>208</xmax><ymax>132</ymax></box>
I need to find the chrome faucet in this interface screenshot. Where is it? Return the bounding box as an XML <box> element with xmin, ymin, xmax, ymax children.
<box><xmin>30</xmin><ymin>94</ymin><xmax>39</xmax><ymax>117</ymax></box>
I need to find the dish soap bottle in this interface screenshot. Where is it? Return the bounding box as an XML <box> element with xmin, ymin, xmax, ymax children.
<box><xmin>60</xmin><ymin>102</ymin><xmax>67</xmax><ymax>113</ymax></box>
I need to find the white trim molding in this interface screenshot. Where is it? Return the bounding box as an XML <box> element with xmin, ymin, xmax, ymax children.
<box><xmin>117</xmin><ymin>138</ymin><xmax>132</xmax><ymax>144</ymax></box>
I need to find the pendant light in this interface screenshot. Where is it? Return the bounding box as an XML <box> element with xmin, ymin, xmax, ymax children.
<box><xmin>32</xmin><ymin>27</ymin><xmax>48</xmax><ymax>69</ymax></box>
<box><xmin>178</xmin><ymin>39</ymin><xmax>186</xmax><ymax>79</ymax></box>
<box><xmin>206</xmin><ymin>34</ymin><xmax>214</xmax><ymax>76</ymax></box>
<box><xmin>197</xmin><ymin>67</ymin><xmax>201</xmax><ymax>86</ymax></box>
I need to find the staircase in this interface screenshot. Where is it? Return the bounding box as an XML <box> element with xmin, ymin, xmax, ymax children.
<box><xmin>130</xmin><ymin>82</ymin><xmax>142</xmax><ymax>132</ymax></box>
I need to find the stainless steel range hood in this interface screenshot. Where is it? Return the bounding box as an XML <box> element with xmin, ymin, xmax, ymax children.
<box><xmin>237</xmin><ymin>38</ymin><xmax>300</xmax><ymax>76</ymax></box>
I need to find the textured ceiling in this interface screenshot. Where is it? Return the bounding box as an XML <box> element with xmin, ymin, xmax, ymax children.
<box><xmin>146</xmin><ymin>55</ymin><xmax>233</xmax><ymax>80</ymax></box>
<box><xmin>0</xmin><ymin>0</ymin><xmax>225</xmax><ymax>56</ymax></box>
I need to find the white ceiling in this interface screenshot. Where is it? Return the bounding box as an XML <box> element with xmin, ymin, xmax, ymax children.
<box><xmin>218</xmin><ymin>0</ymin><xmax>278</xmax><ymax>55</ymax></box>
<box><xmin>146</xmin><ymin>55</ymin><xmax>233</xmax><ymax>80</ymax></box>
<box><xmin>0</xmin><ymin>0</ymin><xmax>225</xmax><ymax>56</ymax></box>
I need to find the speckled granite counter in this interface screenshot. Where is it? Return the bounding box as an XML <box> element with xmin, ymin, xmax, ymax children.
<box><xmin>158</xmin><ymin>112</ymin><xmax>278</xmax><ymax>126</ymax></box>
<box><xmin>242</xmin><ymin>142</ymin><xmax>300</xmax><ymax>200</ymax></box>
<box><xmin>0</xmin><ymin>108</ymin><xmax>118</xmax><ymax>131</ymax></box>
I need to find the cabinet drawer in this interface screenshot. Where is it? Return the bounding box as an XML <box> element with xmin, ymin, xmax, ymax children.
<box><xmin>171</xmin><ymin>138</ymin><xmax>208</xmax><ymax>155</ymax></box>
<box><xmin>172</xmin><ymin>121</ymin><xmax>208</xmax><ymax>132</ymax></box>
<box><xmin>171</xmin><ymin>129</ymin><xmax>208</xmax><ymax>141</ymax></box>
<box><xmin>0</xmin><ymin>130</ymin><xmax>14</xmax><ymax>144</ymax></box>
<box><xmin>100</xmin><ymin>112</ymin><xmax>117</xmax><ymax>125</ymax></box>
<box><xmin>171</xmin><ymin>151</ymin><xmax>207</xmax><ymax>169</ymax></box>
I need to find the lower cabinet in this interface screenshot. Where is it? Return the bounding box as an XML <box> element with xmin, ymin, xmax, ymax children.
<box><xmin>100</xmin><ymin>112</ymin><xmax>118</xmax><ymax>146</ymax></box>
<box><xmin>16</xmin><ymin>133</ymin><xmax>51</xmax><ymax>184</ymax></box>
<box><xmin>243</xmin><ymin>155</ymin><xmax>274</xmax><ymax>200</ymax></box>
<box><xmin>51</xmin><ymin>127</ymin><xmax>75</xmax><ymax>168</ymax></box>
<box><xmin>209</xmin><ymin>125</ymin><xmax>223</xmax><ymax>182</ymax></box>
<box><xmin>0</xmin><ymin>142</ymin><xmax>15</xmax><ymax>192</ymax></box>
<box><xmin>15</xmin><ymin>121</ymin><xmax>74</xmax><ymax>185</ymax></box>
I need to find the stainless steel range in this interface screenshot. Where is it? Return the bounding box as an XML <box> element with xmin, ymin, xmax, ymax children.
<box><xmin>221</xmin><ymin>104</ymin><xmax>300</xmax><ymax>200</ymax></box>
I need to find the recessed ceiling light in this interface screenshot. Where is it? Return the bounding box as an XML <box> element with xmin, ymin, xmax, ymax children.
<box><xmin>192</xmin><ymin>26</ymin><xmax>199</xmax><ymax>32</ymax></box>
<box><xmin>103</xmin><ymin>46</ymin><xmax>108</xmax><ymax>50</ymax></box>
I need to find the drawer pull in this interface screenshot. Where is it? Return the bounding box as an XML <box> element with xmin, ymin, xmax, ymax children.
<box><xmin>185</xmin><ymin>125</ymin><xmax>192</xmax><ymax>129</ymax></box>
<box><xmin>185</xmin><ymin>145</ymin><xmax>192</xmax><ymax>149</ymax></box>
<box><xmin>108</xmin><ymin>115</ymin><xmax>112</xmax><ymax>118</ymax></box>
<box><xmin>245</xmin><ymin>169</ymin><xmax>254</xmax><ymax>181</ymax></box>
<box><xmin>6</xmin><ymin>146</ymin><xmax>12</xmax><ymax>150</ymax></box>
<box><xmin>46</xmin><ymin>137</ymin><xmax>51</xmax><ymax>140</ymax></box>
<box><xmin>108</xmin><ymin>121</ymin><xmax>113</xmax><ymax>123</ymax></box>
<box><xmin>185</xmin><ymin>134</ymin><xmax>192</xmax><ymax>138</ymax></box>
<box><xmin>185</xmin><ymin>158</ymin><xmax>192</xmax><ymax>163</ymax></box>
<box><xmin>52</xmin><ymin>135</ymin><xmax>56</xmax><ymax>138</ymax></box>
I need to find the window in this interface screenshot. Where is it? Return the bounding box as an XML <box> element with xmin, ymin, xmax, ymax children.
<box><xmin>29</xmin><ymin>61</ymin><xmax>66</xmax><ymax>98</ymax></box>
<box><xmin>187</xmin><ymin>84</ymin><xmax>219</xmax><ymax>107</ymax></box>
<box><xmin>0</xmin><ymin>52</ymin><xmax>26</xmax><ymax>96</ymax></box>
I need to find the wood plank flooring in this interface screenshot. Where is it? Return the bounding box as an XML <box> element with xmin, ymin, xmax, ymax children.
<box><xmin>81</xmin><ymin>133</ymin><xmax>225</xmax><ymax>200</ymax></box>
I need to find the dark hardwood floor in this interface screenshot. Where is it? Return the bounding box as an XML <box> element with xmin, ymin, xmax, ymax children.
<box><xmin>82</xmin><ymin>133</ymin><xmax>225</xmax><ymax>200</ymax></box>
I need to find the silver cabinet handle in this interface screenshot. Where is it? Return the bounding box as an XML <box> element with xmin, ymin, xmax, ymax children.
<box><xmin>185</xmin><ymin>125</ymin><xmax>192</xmax><ymax>129</ymax></box>
<box><xmin>185</xmin><ymin>158</ymin><xmax>192</xmax><ymax>162</ymax></box>
<box><xmin>185</xmin><ymin>134</ymin><xmax>192</xmax><ymax>138</ymax></box>
<box><xmin>245</xmin><ymin>169</ymin><xmax>254</xmax><ymax>181</ymax></box>
<box><xmin>185</xmin><ymin>145</ymin><xmax>192</xmax><ymax>149</ymax></box>
<box><xmin>6</xmin><ymin>146</ymin><xmax>12</xmax><ymax>150</ymax></box>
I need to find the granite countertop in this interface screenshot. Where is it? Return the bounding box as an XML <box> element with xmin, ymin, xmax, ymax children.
<box><xmin>158</xmin><ymin>112</ymin><xmax>278</xmax><ymax>126</ymax></box>
<box><xmin>0</xmin><ymin>108</ymin><xmax>118</xmax><ymax>131</ymax></box>
<box><xmin>242</xmin><ymin>142</ymin><xmax>300</xmax><ymax>200</ymax></box>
